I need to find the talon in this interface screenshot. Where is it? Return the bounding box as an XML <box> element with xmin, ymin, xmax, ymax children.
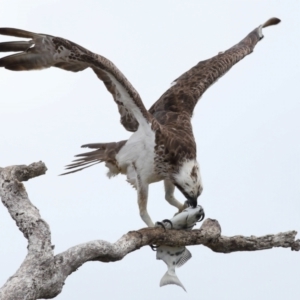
<box><xmin>156</xmin><ymin>221</ymin><xmax>166</xmax><ymax>230</ymax></box>
<box><xmin>198</xmin><ymin>212</ymin><xmax>205</xmax><ymax>222</ymax></box>
<box><xmin>200</xmin><ymin>211</ymin><xmax>205</xmax><ymax>222</ymax></box>
<box><xmin>150</xmin><ymin>245</ymin><xmax>158</xmax><ymax>251</ymax></box>
<box><xmin>197</xmin><ymin>207</ymin><xmax>205</xmax><ymax>222</ymax></box>
<box><xmin>162</xmin><ymin>219</ymin><xmax>173</xmax><ymax>229</ymax></box>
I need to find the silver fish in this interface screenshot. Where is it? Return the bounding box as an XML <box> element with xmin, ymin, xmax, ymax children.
<box><xmin>155</xmin><ymin>205</ymin><xmax>204</xmax><ymax>291</ymax></box>
<box><xmin>156</xmin><ymin>246</ymin><xmax>191</xmax><ymax>291</ymax></box>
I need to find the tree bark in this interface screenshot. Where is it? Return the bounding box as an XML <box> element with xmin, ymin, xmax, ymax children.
<box><xmin>0</xmin><ymin>162</ymin><xmax>299</xmax><ymax>299</ymax></box>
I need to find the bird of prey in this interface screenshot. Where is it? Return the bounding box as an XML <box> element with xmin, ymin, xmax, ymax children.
<box><xmin>0</xmin><ymin>18</ymin><xmax>280</xmax><ymax>227</ymax></box>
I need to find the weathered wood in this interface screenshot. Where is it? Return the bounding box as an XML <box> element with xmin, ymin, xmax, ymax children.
<box><xmin>0</xmin><ymin>162</ymin><xmax>299</xmax><ymax>300</ymax></box>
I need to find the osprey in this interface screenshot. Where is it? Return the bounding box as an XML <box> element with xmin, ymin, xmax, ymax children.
<box><xmin>0</xmin><ymin>18</ymin><xmax>280</xmax><ymax>227</ymax></box>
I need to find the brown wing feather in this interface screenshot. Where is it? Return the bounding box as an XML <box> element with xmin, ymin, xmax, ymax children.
<box><xmin>0</xmin><ymin>28</ymin><xmax>37</xmax><ymax>38</ymax></box>
<box><xmin>0</xmin><ymin>19</ymin><xmax>280</xmax><ymax>176</ymax></box>
<box><xmin>0</xmin><ymin>28</ymin><xmax>150</xmax><ymax>132</ymax></box>
<box><xmin>149</xmin><ymin>18</ymin><xmax>281</xmax><ymax>119</ymax></box>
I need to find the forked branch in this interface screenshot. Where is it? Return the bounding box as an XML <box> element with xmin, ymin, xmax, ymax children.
<box><xmin>0</xmin><ymin>162</ymin><xmax>298</xmax><ymax>300</ymax></box>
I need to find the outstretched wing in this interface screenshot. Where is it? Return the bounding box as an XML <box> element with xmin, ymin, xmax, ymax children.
<box><xmin>0</xmin><ymin>28</ymin><xmax>149</xmax><ymax>132</ymax></box>
<box><xmin>149</xmin><ymin>18</ymin><xmax>280</xmax><ymax>119</ymax></box>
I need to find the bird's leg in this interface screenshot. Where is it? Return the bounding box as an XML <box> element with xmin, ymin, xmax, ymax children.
<box><xmin>137</xmin><ymin>179</ymin><xmax>154</xmax><ymax>227</ymax></box>
<box><xmin>164</xmin><ymin>180</ymin><xmax>186</xmax><ymax>213</ymax></box>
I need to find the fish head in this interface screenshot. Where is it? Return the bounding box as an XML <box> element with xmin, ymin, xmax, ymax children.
<box><xmin>168</xmin><ymin>205</ymin><xmax>205</xmax><ymax>230</ymax></box>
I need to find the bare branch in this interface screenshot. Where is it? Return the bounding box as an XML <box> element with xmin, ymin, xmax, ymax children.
<box><xmin>0</xmin><ymin>162</ymin><xmax>298</xmax><ymax>300</ymax></box>
<box><xmin>0</xmin><ymin>161</ymin><xmax>51</xmax><ymax>254</ymax></box>
<box><xmin>9</xmin><ymin>161</ymin><xmax>47</xmax><ymax>182</ymax></box>
<box><xmin>204</xmin><ymin>230</ymin><xmax>300</xmax><ymax>253</ymax></box>
<box><xmin>56</xmin><ymin>219</ymin><xmax>299</xmax><ymax>278</ymax></box>
<box><xmin>57</xmin><ymin>218</ymin><xmax>220</xmax><ymax>276</ymax></box>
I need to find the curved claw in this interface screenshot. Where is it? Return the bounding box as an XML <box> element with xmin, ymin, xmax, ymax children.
<box><xmin>150</xmin><ymin>245</ymin><xmax>158</xmax><ymax>251</ymax></box>
<box><xmin>199</xmin><ymin>212</ymin><xmax>205</xmax><ymax>222</ymax></box>
<box><xmin>162</xmin><ymin>219</ymin><xmax>173</xmax><ymax>229</ymax></box>
<box><xmin>197</xmin><ymin>210</ymin><xmax>205</xmax><ymax>222</ymax></box>
<box><xmin>156</xmin><ymin>221</ymin><xmax>166</xmax><ymax>230</ymax></box>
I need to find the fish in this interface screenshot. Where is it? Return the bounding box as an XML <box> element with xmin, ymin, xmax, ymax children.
<box><xmin>155</xmin><ymin>205</ymin><xmax>204</xmax><ymax>291</ymax></box>
<box><xmin>156</xmin><ymin>245</ymin><xmax>191</xmax><ymax>291</ymax></box>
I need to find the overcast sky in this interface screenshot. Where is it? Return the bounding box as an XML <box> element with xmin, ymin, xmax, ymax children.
<box><xmin>1</xmin><ymin>1</ymin><xmax>299</xmax><ymax>299</ymax></box>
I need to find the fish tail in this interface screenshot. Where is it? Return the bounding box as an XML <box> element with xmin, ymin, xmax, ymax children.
<box><xmin>160</xmin><ymin>271</ymin><xmax>186</xmax><ymax>292</ymax></box>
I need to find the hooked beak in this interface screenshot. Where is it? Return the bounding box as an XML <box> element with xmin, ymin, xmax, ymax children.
<box><xmin>186</xmin><ymin>196</ymin><xmax>197</xmax><ymax>208</ymax></box>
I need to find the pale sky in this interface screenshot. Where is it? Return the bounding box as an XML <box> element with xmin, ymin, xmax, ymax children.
<box><xmin>0</xmin><ymin>1</ymin><xmax>299</xmax><ymax>299</ymax></box>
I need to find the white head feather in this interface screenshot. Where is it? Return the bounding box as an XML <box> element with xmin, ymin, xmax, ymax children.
<box><xmin>173</xmin><ymin>159</ymin><xmax>203</xmax><ymax>199</ymax></box>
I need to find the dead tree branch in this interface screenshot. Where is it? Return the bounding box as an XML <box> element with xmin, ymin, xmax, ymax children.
<box><xmin>0</xmin><ymin>162</ymin><xmax>299</xmax><ymax>300</ymax></box>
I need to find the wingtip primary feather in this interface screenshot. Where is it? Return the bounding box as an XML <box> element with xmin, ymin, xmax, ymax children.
<box><xmin>258</xmin><ymin>17</ymin><xmax>281</xmax><ymax>38</ymax></box>
<box><xmin>262</xmin><ymin>17</ymin><xmax>281</xmax><ymax>28</ymax></box>
<box><xmin>0</xmin><ymin>28</ymin><xmax>37</xmax><ymax>39</ymax></box>
<box><xmin>0</xmin><ymin>41</ymin><xmax>34</xmax><ymax>52</ymax></box>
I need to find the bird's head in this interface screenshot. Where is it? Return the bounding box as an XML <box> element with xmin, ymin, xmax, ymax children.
<box><xmin>172</xmin><ymin>159</ymin><xmax>203</xmax><ymax>207</ymax></box>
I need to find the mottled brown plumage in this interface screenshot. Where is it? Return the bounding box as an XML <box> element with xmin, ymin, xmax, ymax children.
<box><xmin>0</xmin><ymin>18</ymin><xmax>280</xmax><ymax>226</ymax></box>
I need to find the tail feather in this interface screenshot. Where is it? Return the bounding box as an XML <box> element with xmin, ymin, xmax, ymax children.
<box><xmin>80</xmin><ymin>142</ymin><xmax>114</xmax><ymax>149</ymax></box>
<box><xmin>160</xmin><ymin>271</ymin><xmax>186</xmax><ymax>292</ymax></box>
<box><xmin>60</xmin><ymin>140</ymin><xmax>127</xmax><ymax>176</ymax></box>
<box><xmin>60</xmin><ymin>161</ymin><xmax>101</xmax><ymax>175</ymax></box>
